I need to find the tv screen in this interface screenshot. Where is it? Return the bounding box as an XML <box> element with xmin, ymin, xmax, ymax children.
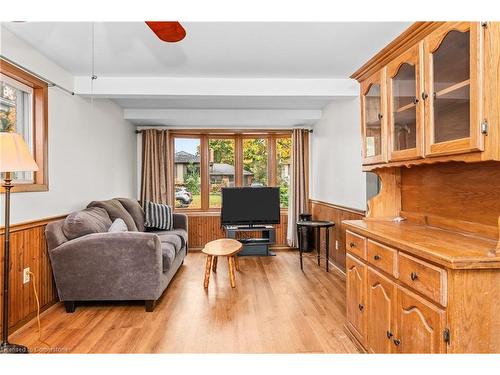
<box><xmin>221</xmin><ymin>187</ymin><xmax>280</xmax><ymax>226</ymax></box>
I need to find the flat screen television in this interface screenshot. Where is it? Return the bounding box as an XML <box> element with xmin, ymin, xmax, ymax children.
<box><xmin>221</xmin><ymin>187</ymin><xmax>281</xmax><ymax>226</ymax></box>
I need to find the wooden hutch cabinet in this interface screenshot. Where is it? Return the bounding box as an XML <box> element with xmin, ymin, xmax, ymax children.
<box><xmin>356</xmin><ymin>22</ymin><xmax>497</xmax><ymax>170</ymax></box>
<box><xmin>344</xmin><ymin>22</ymin><xmax>500</xmax><ymax>353</ymax></box>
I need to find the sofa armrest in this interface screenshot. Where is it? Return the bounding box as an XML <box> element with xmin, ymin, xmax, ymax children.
<box><xmin>173</xmin><ymin>213</ymin><xmax>188</xmax><ymax>231</ymax></box>
<box><xmin>49</xmin><ymin>232</ymin><xmax>163</xmax><ymax>301</ymax></box>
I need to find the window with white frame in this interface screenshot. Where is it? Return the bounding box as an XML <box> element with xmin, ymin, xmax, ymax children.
<box><xmin>0</xmin><ymin>73</ymin><xmax>34</xmax><ymax>183</ymax></box>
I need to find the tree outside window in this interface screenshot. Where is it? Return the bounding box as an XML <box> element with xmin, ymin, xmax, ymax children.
<box><xmin>276</xmin><ymin>137</ymin><xmax>291</xmax><ymax>208</ymax></box>
<box><xmin>243</xmin><ymin>138</ymin><xmax>268</xmax><ymax>187</ymax></box>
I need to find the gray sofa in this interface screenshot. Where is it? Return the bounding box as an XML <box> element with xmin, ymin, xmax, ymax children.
<box><xmin>45</xmin><ymin>198</ymin><xmax>188</xmax><ymax>312</ymax></box>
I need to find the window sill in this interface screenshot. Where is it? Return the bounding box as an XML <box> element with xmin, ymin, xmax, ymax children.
<box><xmin>0</xmin><ymin>184</ymin><xmax>48</xmax><ymax>193</ymax></box>
<box><xmin>173</xmin><ymin>208</ymin><xmax>289</xmax><ymax>216</ymax></box>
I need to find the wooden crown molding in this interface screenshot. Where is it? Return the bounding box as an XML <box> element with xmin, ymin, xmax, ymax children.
<box><xmin>350</xmin><ymin>22</ymin><xmax>446</xmax><ymax>82</ymax></box>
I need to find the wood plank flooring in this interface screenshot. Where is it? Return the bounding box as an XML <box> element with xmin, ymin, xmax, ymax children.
<box><xmin>10</xmin><ymin>251</ymin><xmax>359</xmax><ymax>353</ymax></box>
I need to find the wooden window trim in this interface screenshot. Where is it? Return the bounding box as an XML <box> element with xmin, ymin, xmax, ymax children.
<box><xmin>170</xmin><ymin>130</ymin><xmax>292</xmax><ymax>213</ymax></box>
<box><xmin>1</xmin><ymin>59</ymin><xmax>48</xmax><ymax>193</ymax></box>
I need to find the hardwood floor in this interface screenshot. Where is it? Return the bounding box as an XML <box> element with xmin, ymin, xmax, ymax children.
<box><xmin>10</xmin><ymin>251</ymin><xmax>359</xmax><ymax>353</ymax></box>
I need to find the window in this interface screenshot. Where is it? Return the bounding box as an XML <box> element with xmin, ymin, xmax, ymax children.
<box><xmin>0</xmin><ymin>59</ymin><xmax>48</xmax><ymax>192</ymax></box>
<box><xmin>243</xmin><ymin>138</ymin><xmax>268</xmax><ymax>187</ymax></box>
<box><xmin>209</xmin><ymin>138</ymin><xmax>235</xmax><ymax>208</ymax></box>
<box><xmin>276</xmin><ymin>137</ymin><xmax>291</xmax><ymax>208</ymax></box>
<box><xmin>1</xmin><ymin>74</ymin><xmax>34</xmax><ymax>183</ymax></box>
<box><xmin>171</xmin><ymin>132</ymin><xmax>294</xmax><ymax>211</ymax></box>
<box><xmin>174</xmin><ymin>137</ymin><xmax>201</xmax><ymax>209</ymax></box>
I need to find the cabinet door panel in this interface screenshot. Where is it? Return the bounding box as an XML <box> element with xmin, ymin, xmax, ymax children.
<box><xmin>361</xmin><ymin>69</ymin><xmax>387</xmax><ymax>165</ymax></box>
<box><xmin>424</xmin><ymin>22</ymin><xmax>483</xmax><ymax>157</ymax></box>
<box><xmin>346</xmin><ymin>254</ymin><xmax>367</xmax><ymax>345</ymax></box>
<box><xmin>395</xmin><ymin>286</ymin><xmax>446</xmax><ymax>353</ymax></box>
<box><xmin>367</xmin><ymin>267</ymin><xmax>397</xmax><ymax>353</ymax></box>
<box><xmin>387</xmin><ymin>43</ymin><xmax>424</xmax><ymax>162</ymax></box>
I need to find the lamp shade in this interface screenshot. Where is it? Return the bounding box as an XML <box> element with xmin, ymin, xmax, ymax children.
<box><xmin>0</xmin><ymin>132</ymin><xmax>39</xmax><ymax>173</ymax></box>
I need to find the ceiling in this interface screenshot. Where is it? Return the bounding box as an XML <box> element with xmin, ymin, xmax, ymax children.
<box><xmin>2</xmin><ymin>22</ymin><xmax>411</xmax><ymax>127</ymax></box>
<box><xmin>3</xmin><ymin>22</ymin><xmax>410</xmax><ymax>78</ymax></box>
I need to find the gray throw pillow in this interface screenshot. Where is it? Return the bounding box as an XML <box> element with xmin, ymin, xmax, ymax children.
<box><xmin>63</xmin><ymin>207</ymin><xmax>112</xmax><ymax>240</ymax></box>
<box><xmin>117</xmin><ymin>198</ymin><xmax>145</xmax><ymax>232</ymax></box>
<box><xmin>87</xmin><ymin>199</ymin><xmax>138</xmax><ymax>231</ymax></box>
<box><xmin>108</xmin><ymin>218</ymin><xmax>128</xmax><ymax>233</ymax></box>
<box><xmin>144</xmin><ymin>201</ymin><xmax>173</xmax><ymax>230</ymax></box>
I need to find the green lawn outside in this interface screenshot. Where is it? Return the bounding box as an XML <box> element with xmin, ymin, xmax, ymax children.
<box><xmin>176</xmin><ymin>193</ymin><xmax>222</xmax><ymax>209</ymax></box>
<box><xmin>177</xmin><ymin>193</ymin><xmax>286</xmax><ymax>209</ymax></box>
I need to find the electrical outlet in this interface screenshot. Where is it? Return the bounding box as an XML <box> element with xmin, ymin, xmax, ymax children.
<box><xmin>335</xmin><ymin>240</ymin><xmax>339</xmax><ymax>250</ymax></box>
<box><xmin>23</xmin><ymin>267</ymin><xmax>30</xmax><ymax>284</ymax></box>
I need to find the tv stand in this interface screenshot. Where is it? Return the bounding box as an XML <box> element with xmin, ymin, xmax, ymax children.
<box><xmin>224</xmin><ymin>225</ymin><xmax>276</xmax><ymax>256</ymax></box>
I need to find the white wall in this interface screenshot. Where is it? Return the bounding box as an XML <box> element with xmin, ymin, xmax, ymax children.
<box><xmin>1</xmin><ymin>27</ymin><xmax>137</xmax><ymax>224</ymax></box>
<box><xmin>310</xmin><ymin>98</ymin><xmax>366</xmax><ymax>211</ymax></box>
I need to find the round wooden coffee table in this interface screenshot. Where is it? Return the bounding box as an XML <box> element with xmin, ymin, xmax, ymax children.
<box><xmin>202</xmin><ymin>238</ymin><xmax>242</xmax><ymax>288</ymax></box>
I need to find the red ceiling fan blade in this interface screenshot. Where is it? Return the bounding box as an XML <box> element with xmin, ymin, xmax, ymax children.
<box><xmin>145</xmin><ymin>21</ymin><xmax>186</xmax><ymax>43</ymax></box>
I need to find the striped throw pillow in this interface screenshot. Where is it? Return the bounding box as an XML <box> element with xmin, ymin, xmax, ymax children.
<box><xmin>144</xmin><ymin>201</ymin><xmax>173</xmax><ymax>230</ymax></box>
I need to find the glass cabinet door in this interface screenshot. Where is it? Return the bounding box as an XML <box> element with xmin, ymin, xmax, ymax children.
<box><xmin>424</xmin><ymin>22</ymin><xmax>483</xmax><ymax>156</ymax></box>
<box><xmin>387</xmin><ymin>43</ymin><xmax>423</xmax><ymax>161</ymax></box>
<box><xmin>361</xmin><ymin>69</ymin><xmax>386</xmax><ymax>165</ymax></box>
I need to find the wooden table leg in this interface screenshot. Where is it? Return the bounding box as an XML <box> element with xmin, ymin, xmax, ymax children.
<box><xmin>234</xmin><ymin>255</ymin><xmax>240</xmax><ymax>271</ymax></box>
<box><xmin>204</xmin><ymin>255</ymin><xmax>213</xmax><ymax>288</ymax></box>
<box><xmin>228</xmin><ymin>256</ymin><xmax>236</xmax><ymax>288</ymax></box>
<box><xmin>212</xmin><ymin>256</ymin><xmax>218</xmax><ymax>272</ymax></box>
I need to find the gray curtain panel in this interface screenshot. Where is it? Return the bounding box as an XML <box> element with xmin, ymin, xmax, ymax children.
<box><xmin>287</xmin><ymin>129</ymin><xmax>309</xmax><ymax>247</ymax></box>
<box><xmin>140</xmin><ymin>129</ymin><xmax>173</xmax><ymax>205</ymax></box>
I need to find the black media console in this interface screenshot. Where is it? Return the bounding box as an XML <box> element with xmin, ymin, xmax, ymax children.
<box><xmin>224</xmin><ymin>225</ymin><xmax>276</xmax><ymax>256</ymax></box>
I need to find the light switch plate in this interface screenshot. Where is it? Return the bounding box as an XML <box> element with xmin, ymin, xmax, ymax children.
<box><xmin>23</xmin><ymin>268</ymin><xmax>30</xmax><ymax>284</ymax></box>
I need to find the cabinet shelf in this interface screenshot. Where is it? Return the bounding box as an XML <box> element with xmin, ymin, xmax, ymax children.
<box><xmin>395</xmin><ymin>102</ymin><xmax>416</xmax><ymax>113</ymax></box>
<box><xmin>435</xmin><ymin>79</ymin><xmax>470</xmax><ymax>98</ymax></box>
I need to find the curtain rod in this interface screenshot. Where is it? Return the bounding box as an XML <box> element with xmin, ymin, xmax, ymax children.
<box><xmin>135</xmin><ymin>128</ymin><xmax>313</xmax><ymax>134</ymax></box>
<box><xmin>1</xmin><ymin>55</ymin><xmax>75</xmax><ymax>96</ymax></box>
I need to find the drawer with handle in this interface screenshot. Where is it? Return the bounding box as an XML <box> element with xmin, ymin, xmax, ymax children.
<box><xmin>367</xmin><ymin>239</ymin><xmax>398</xmax><ymax>278</ymax></box>
<box><xmin>346</xmin><ymin>230</ymin><xmax>367</xmax><ymax>259</ymax></box>
<box><xmin>398</xmin><ymin>252</ymin><xmax>447</xmax><ymax>306</ymax></box>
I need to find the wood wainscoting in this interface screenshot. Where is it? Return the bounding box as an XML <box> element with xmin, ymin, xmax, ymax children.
<box><xmin>309</xmin><ymin>200</ymin><xmax>365</xmax><ymax>271</ymax></box>
<box><xmin>184</xmin><ymin>211</ymin><xmax>290</xmax><ymax>250</ymax></box>
<box><xmin>0</xmin><ymin>216</ymin><xmax>62</xmax><ymax>334</ymax></box>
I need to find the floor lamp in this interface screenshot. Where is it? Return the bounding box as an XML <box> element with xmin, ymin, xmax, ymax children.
<box><xmin>0</xmin><ymin>132</ymin><xmax>39</xmax><ymax>354</ymax></box>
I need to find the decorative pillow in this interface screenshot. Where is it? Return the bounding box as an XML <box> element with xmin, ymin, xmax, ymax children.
<box><xmin>144</xmin><ymin>201</ymin><xmax>174</xmax><ymax>230</ymax></box>
<box><xmin>62</xmin><ymin>207</ymin><xmax>112</xmax><ymax>240</ymax></box>
<box><xmin>108</xmin><ymin>218</ymin><xmax>128</xmax><ymax>233</ymax></box>
<box><xmin>117</xmin><ymin>198</ymin><xmax>145</xmax><ymax>232</ymax></box>
<box><xmin>87</xmin><ymin>199</ymin><xmax>138</xmax><ymax>231</ymax></box>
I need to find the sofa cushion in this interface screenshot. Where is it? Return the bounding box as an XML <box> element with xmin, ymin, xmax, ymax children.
<box><xmin>161</xmin><ymin>242</ymin><xmax>176</xmax><ymax>273</ymax></box>
<box><xmin>149</xmin><ymin>229</ymin><xmax>188</xmax><ymax>253</ymax></box>
<box><xmin>88</xmin><ymin>199</ymin><xmax>138</xmax><ymax>232</ymax></box>
<box><xmin>158</xmin><ymin>233</ymin><xmax>182</xmax><ymax>254</ymax></box>
<box><xmin>62</xmin><ymin>207</ymin><xmax>112</xmax><ymax>240</ymax></box>
<box><xmin>144</xmin><ymin>201</ymin><xmax>173</xmax><ymax>230</ymax></box>
<box><xmin>108</xmin><ymin>218</ymin><xmax>128</xmax><ymax>233</ymax></box>
<box><xmin>117</xmin><ymin>198</ymin><xmax>145</xmax><ymax>232</ymax></box>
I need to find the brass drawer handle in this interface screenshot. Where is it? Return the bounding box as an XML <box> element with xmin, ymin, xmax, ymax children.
<box><xmin>350</xmin><ymin>242</ymin><xmax>356</xmax><ymax>248</ymax></box>
<box><xmin>373</xmin><ymin>254</ymin><xmax>381</xmax><ymax>261</ymax></box>
<box><xmin>410</xmin><ymin>272</ymin><xmax>418</xmax><ymax>281</ymax></box>
<box><xmin>393</xmin><ymin>338</ymin><xmax>401</xmax><ymax>346</ymax></box>
<box><xmin>358</xmin><ymin>303</ymin><xmax>364</xmax><ymax>311</ymax></box>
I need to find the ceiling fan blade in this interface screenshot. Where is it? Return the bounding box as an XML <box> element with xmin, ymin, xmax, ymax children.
<box><xmin>145</xmin><ymin>21</ymin><xmax>186</xmax><ymax>43</ymax></box>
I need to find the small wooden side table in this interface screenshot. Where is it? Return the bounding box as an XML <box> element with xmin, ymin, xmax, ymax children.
<box><xmin>202</xmin><ymin>238</ymin><xmax>243</xmax><ymax>288</ymax></box>
<box><xmin>296</xmin><ymin>220</ymin><xmax>335</xmax><ymax>272</ymax></box>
